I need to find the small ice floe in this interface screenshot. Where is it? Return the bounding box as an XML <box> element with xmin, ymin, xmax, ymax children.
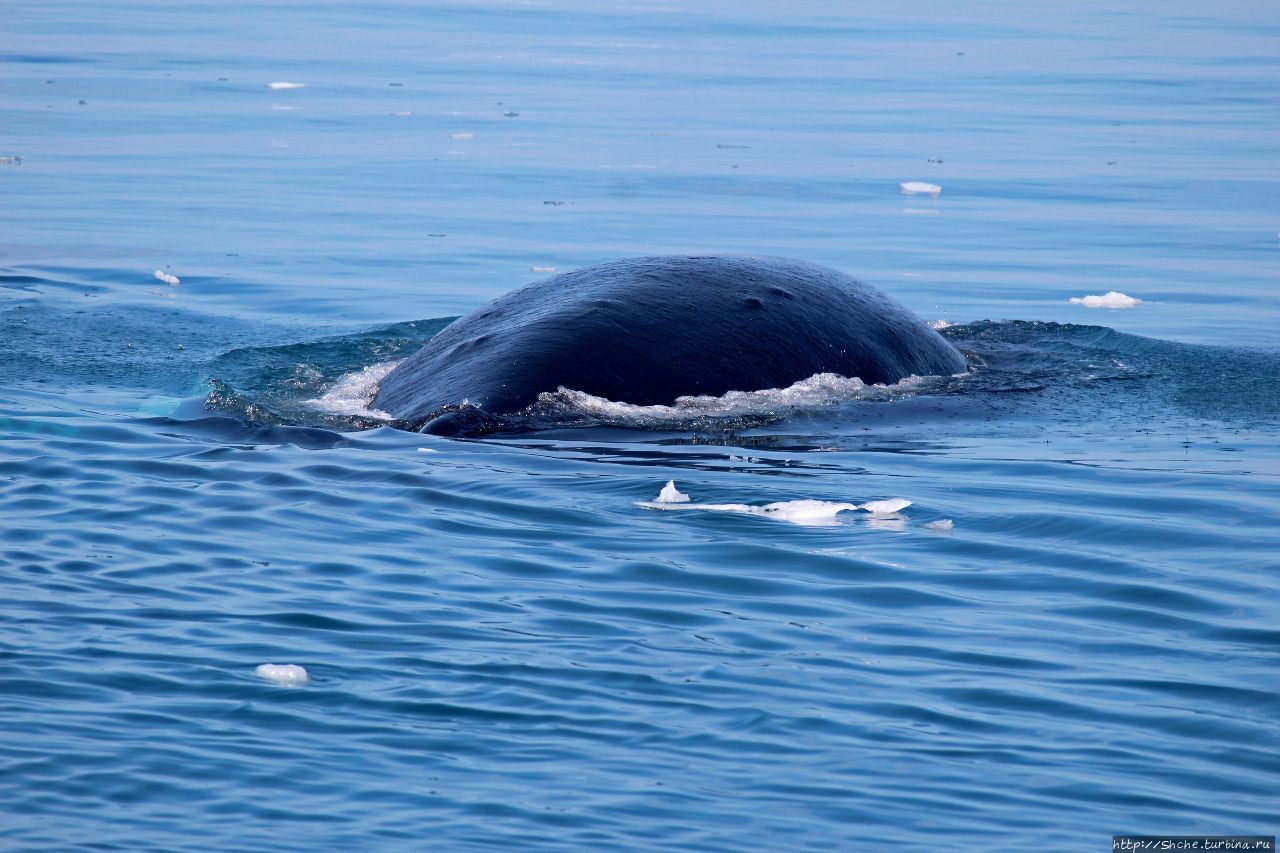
<box><xmin>655</xmin><ymin>480</ymin><xmax>690</xmax><ymax>503</ymax></box>
<box><xmin>530</xmin><ymin>265</ymin><xmax>557</xmax><ymax>273</ymax></box>
<box><xmin>417</xmin><ymin>447</ymin><xmax>439</xmax><ymax>453</ymax></box>
<box><xmin>638</xmin><ymin>482</ymin><xmax>910</xmax><ymax>527</ymax></box>
<box><xmin>154</xmin><ymin>270</ymin><xmax>180</xmax><ymax>286</ymax></box>
<box><xmin>450</xmin><ymin>132</ymin><xmax>475</xmax><ymax>140</ymax></box>
<box><xmin>1069</xmin><ymin>291</ymin><xmax>1142</xmax><ymax>309</ymax></box>
<box><xmin>900</xmin><ymin>181</ymin><xmax>942</xmax><ymax>197</ymax></box>
<box><xmin>256</xmin><ymin>663</ymin><xmax>309</xmax><ymax>686</ymax></box>
<box><xmin>267</xmin><ymin>81</ymin><xmax>306</xmax><ymax>90</ymax></box>
<box><xmin>926</xmin><ymin>518</ymin><xmax>954</xmax><ymax>531</ymax></box>
<box><xmin>0</xmin><ymin>155</ymin><xmax>22</xmax><ymax>165</ymax></box>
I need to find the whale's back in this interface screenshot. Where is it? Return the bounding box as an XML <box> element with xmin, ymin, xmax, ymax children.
<box><xmin>374</xmin><ymin>255</ymin><xmax>966</xmax><ymax>431</ymax></box>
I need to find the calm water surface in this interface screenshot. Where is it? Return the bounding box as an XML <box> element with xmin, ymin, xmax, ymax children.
<box><xmin>2</xmin><ymin>1</ymin><xmax>1278</xmax><ymax>849</ymax></box>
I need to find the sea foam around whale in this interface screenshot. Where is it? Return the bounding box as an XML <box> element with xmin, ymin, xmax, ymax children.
<box><xmin>309</xmin><ymin>365</ymin><xmax>955</xmax><ymax>429</ymax></box>
<box><xmin>529</xmin><ymin>372</ymin><xmax>948</xmax><ymax>426</ymax></box>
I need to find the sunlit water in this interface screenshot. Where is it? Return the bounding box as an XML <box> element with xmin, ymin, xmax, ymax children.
<box><xmin>2</xmin><ymin>1</ymin><xmax>1278</xmax><ymax>849</ymax></box>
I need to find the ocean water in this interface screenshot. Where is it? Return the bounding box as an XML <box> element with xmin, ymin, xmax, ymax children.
<box><xmin>2</xmin><ymin>1</ymin><xmax>1278</xmax><ymax>849</ymax></box>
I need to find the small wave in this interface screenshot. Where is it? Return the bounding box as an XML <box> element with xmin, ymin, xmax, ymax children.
<box><xmin>305</xmin><ymin>361</ymin><xmax>399</xmax><ymax>420</ymax></box>
<box><xmin>528</xmin><ymin>372</ymin><xmax>946</xmax><ymax>429</ymax></box>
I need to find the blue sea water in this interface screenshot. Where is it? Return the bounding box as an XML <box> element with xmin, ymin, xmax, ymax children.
<box><xmin>2</xmin><ymin>1</ymin><xmax>1278</xmax><ymax>849</ymax></box>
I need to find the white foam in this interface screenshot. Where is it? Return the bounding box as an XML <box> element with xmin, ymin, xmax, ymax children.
<box><xmin>256</xmin><ymin>663</ymin><xmax>308</xmax><ymax>686</ymax></box>
<box><xmin>926</xmin><ymin>518</ymin><xmax>954</xmax><ymax>530</ymax></box>
<box><xmin>267</xmin><ymin>81</ymin><xmax>306</xmax><ymax>90</ymax></box>
<box><xmin>928</xmin><ymin>319</ymin><xmax>954</xmax><ymax>330</ymax></box>
<box><xmin>417</xmin><ymin>447</ymin><xmax>439</xmax><ymax>453</ymax></box>
<box><xmin>390</xmin><ymin>111</ymin><xmax>412</xmax><ymax>116</ymax></box>
<box><xmin>306</xmin><ymin>361</ymin><xmax>400</xmax><ymax>419</ymax></box>
<box><xmin>900</xmin><ymin>181</ymin><xmax>942</xmax><ymax>196</ymax></box>
<box><xmin>637</xmin><ymin>482</ymin><xmax>911</xmax><ymax>527</ymax></box>
<box><xmin>530</xmin><ymin>265</ymin><xmax>557</xmax><ymax>273</ymax></box>
<box><xmin>655</xmin><ymin>480</ymin><xmax>689</xmax><ymax>503</ymax></box>
<box><xmin>1069</xmin><ymin>291</ymin><xmax>1142</xmax><ymax>309</ymax></box>
<box><xmin>450</xmin><ymin>132</ymin><xmax>475</xmax><ymax>140</ymax></box>
<box><xmin>536</xmin><ymin>372</ymin><xmax>932</xmax><ymax>427</ymax></box>
<box><xmin>154</xmin><ymin>270</ymin><xmax>180</xmax><ymax>286</ymax></box>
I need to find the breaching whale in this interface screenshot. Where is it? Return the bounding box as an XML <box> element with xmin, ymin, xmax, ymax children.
<box><xmin>373</xmin><ymin>255</ymin><xmax>967</xmax><ymax>435</ymax></box>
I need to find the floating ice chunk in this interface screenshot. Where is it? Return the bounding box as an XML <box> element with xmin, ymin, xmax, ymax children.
<box><xmin>154</xmin><ymin>270</ymin><xmax>180</xmax><ymax>286</ymax></box>
<box><xmin>926</xmin><ymin>519</ymin><xmax>954</xmax><ymax>530</ymax></box>
<box><xmin>417</xmin><ymin>447</ymin><xmax>439</xmax><ymax>453</ymax></box>
<box><xmin>1069</xmin><ymin>291</ymin><xmax>1142</xmax><ymax>309</ymax></box>
<box><xmin>305</xmin><ymin>361</ymin><xmax>399</xmax><ymax>419</ymax></box>
<box><xmin>256</xmin><ymin>663</ymin><xmax>308</xmax><ymax>686</ymax></box>
<box><xmin>530</xmin><ymin>266</ymin><xmax>557</xmax><ymax>273</ymax></box>
<box><xmin>450</xmin><ymin>132</ymin><xmax>475</xmax><ymax>140</ymax></box>
<box><xmin>268</xmin><ymin>81</ymin><xmax>306</xmax><ymax>90</ymax></box>
<box><xmin>638</xmin><ymin>483</ymin><xmax>910</xmax><ymax>527</ymax></box>
<box><xmin>655</xmin><ymin>480</ymin><xmax>689</xmax><ymax>503</ymax></box>
<box><xmin>860</xmin><ymin>497</ymin><xmax>912</xmax><ymax>514</ymax></box>
<box><xmin>900</xmin><ymin>181</ymin><xmax>942</xmax><ymax>196</ymax></box>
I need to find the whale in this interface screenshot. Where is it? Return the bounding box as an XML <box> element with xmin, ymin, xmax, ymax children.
<box><xmin>373</xmin><ymin>255</ymin><xmax>967</xmax><ymax>435</ymax></box>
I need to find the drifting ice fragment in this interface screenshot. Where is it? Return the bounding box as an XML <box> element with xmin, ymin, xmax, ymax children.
<box><xmin>860</xmin><ymin>497</ymin><xmax>911</xmax><ymax>514</ymax></box>
<box><xmin>1069</xmin><ymin>292</ymin><xmax>1141</xmax><ymax>309</ymax></box>
<box><xmin>267</xmin><ymin>81</ymin><xmax>306</xmax><ymax>90</ymax></box>
<box><xmin>655</xmin><ymin>480</ymin><xmax>690</xmax><ymax>503</ymax></box>
<box><xmin>900</xmin><ymin>181</ymin><xmax>942</xmax><ymax>196</ymax></box>
<box><xmin>256</xmin><ymin>663</ymin><xmax>309</xmax><ymax>686</ymax></box>
<box><xmin>154</xmin><ymin>270</ymin><xmax>179</xmax><ymax>286</ymax></box>
<box><xmin>926</xmin><ymin>519</ymin><xmax>954</xmax><ymax>530</ymax></box>
<box><xmin>638</xmin><ymin>482</ymin><xmax>911</xmax><ymax>526</ymax></box>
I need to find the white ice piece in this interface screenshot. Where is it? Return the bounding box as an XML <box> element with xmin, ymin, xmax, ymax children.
<box><xmin>267</xmin><ymin>81</ymin><xmax>306</xmax><ymax>90</ymax></box>
<box><xmin>638</xmin><ymin>483</ymin><xmax>911</xmax><ymax>527</ymax></box>
<box><xmin>154</xmin><ymin>270</ymin><xmax>180</xmax><ymax>286</ymax></box>
<box><xmin>859</xmin><ymin>497</ymin><xmax>912</xmax><ymax>514</ymax></box>
<box><xmin>1069</xmin><ymin>292</ymin><xmax>1142</xmax><ymax>309</ymax></box>
<box><xmin>256</xmin><ymin>663</ymin><xmax>309</xmax><ymax>686</ymax></box>
<box><xmin>900</xmin><ymin>181</ymin><xmax>942</xmax><ymax>196</ymax></box>
<box><xmin>655</xmin><ymin>480</ymin><xmax>690</xmax><ymax>503</ymax></box>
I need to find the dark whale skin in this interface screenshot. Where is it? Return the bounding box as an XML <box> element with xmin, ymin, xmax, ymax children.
<box><xmin>373</xmin><ymin>255</ymin><xmax>967</xmax><ymax>433</ymax></box>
